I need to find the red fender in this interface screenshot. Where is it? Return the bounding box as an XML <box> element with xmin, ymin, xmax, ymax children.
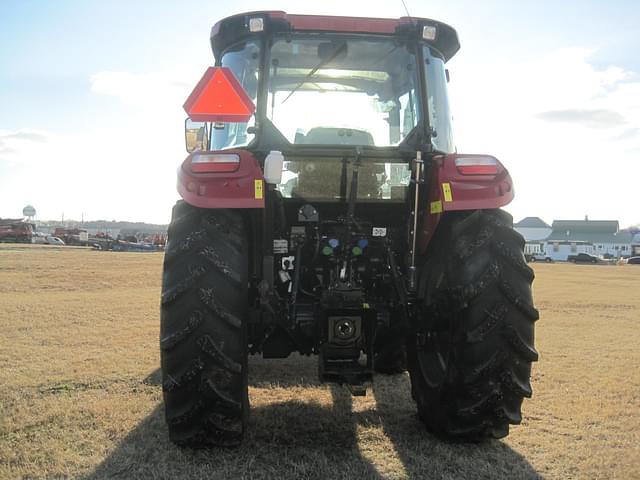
<box><xmin>177</xmin><ymin>149</ymin><xmax>265</xmax><ymax>209</ymax></box>
<box><xmin>417</xmin><ymin>153</ymin><xmax>514</xmax><ymax>253</ymax></box>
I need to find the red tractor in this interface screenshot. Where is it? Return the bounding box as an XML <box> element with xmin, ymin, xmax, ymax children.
<box><xmin>160</xmin><ymin>11</ymin><xmax>538</xmax><ymax>447</ymax></box>
<box><xmin>0</xmin><ymin>218</ymin><xmax>33</xmax><ymax>243</ymax></box>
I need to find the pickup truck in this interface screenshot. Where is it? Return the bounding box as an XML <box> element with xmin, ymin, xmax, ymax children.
<box><xmin>567</xmin><ymin>252</ymin><xmax>600</xmax><ymax>264</ymax></box>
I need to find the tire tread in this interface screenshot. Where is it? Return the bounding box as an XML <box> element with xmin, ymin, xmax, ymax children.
<box><xmin>408</xmin><ymin>209</ymin><xmax>538</xmax><ymax>441</ymax></box>
<box><xmin>160</xmin><ymin>201</ymin><xmax>248</xmax><ymax>448</ymax></box>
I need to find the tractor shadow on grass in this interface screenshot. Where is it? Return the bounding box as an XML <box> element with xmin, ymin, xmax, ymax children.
<box><xmin>86</xmin><ymin>358</ymin><xmax>541</xmax><ymax>479</ymax></box>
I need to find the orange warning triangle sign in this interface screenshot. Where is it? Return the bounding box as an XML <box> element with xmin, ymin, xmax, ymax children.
<box><xmin>183</xmin><ymin>67</ymin><xmax>256</xmax><ymax>122</ymax></box>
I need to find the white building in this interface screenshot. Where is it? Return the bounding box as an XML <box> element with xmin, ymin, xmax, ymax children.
<box><xmin>544</xmin><ymin>240</ymin><xmax>594</xmax><ymax>262</ymax></box>
<box><xmin>524</xmin><ymin>242</ymin><xmax>544</xmax><ymax>255</ymax></box>
<box><xmin>545</xmin><ymin>220</ymin><xmax>633</xmax><ymax>259</ymax></box>
<box><xmin>515</xmin><ymin>217</ymin><xmax>552</xmax><ymax>241</ymax></box>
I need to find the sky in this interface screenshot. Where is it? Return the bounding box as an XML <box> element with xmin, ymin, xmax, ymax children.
<box><xmin>1</xmin><ymin>0</ymin><xmax>638</xmax><ymax>227</ymax></box>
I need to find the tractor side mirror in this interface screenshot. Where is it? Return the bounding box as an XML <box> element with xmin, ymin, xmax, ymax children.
<box><xmin>185</xmin><ymin>118</ymin><xmax>209</xmax><ymax>152</ymax></box>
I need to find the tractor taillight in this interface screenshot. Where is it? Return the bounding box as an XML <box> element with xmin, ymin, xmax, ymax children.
<box><xmin>190</xmin><ymin>153</ymin><xmax>240</xmax><ymax>173</ymax></box>
<box><xmin>455</xmin><ymin>156</ymin><xmax>499</xmax><ymax>175</ymax></box>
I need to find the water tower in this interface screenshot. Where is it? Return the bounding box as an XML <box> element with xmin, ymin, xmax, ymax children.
<box><xmin>23</xmin><ymin>205</ymin><xmax>36</xmax><ymax>221</ymax></box>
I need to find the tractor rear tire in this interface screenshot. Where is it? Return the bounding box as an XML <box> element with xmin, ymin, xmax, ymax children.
<box><xmin>160</xmin><ymin>201</ymin><xmax>249</xmax><ymax>447</ymax></box>
<box><xmin>408</xmin><ymin>209</ymin><xmax>538</xmax><ymax>441</ymax></box>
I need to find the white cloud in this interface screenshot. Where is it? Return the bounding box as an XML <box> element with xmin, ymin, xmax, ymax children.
<box><xmin>0</xmin><ymin>123</ymin><xmax>181</xmax><ymax>224</ymax></box>
<box><xmin>1</xmin><ymin>70</ymin><xmax>202</xmax><ymax>223</ymax></box>
<box><xmin>89</xmin><ymin>70</ymin><xmax>198</xmax><ymax>111</ymax></box>
<box><xmin>1</xmin><ymin>130</ymin><xmax>49</xmax><ymax>142</ymax></box>
<box><xmin>449</xmin><ymin>48</ymin><xmax>640</xmax><ymax>227</ymax></box>
<box><xmin>0</xmin><ymin>129</ymin><xmax>55</xmax><ymax>166</ymax></box>
<box><xmin>535</xmin><ymin>109</ymin><xmax>627</xmax><ymax>128</ymax></box>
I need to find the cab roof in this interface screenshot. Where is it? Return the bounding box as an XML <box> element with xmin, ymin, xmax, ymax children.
<box><xmin>210</xmin><ymin>11</ymin><xmax>460</xmax><ymax>62</ymax></box>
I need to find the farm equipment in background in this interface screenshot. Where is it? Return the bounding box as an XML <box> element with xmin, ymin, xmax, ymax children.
<box><xmin>0</xmin><ymin>218</ymin><xmax>34</xmax><ymax>243</ymax></box>
<box><xmin>160</xmin><ymin>11</ymin><xmax>539</xmax><ymax>447</ymax></box>
<box><xmin>54</xmin><ymin>227</ymin><xmax>89</xmax><ymax>246</ymax></box>
<box><xmin>92</xmin><ymin>233</ymin><xmax>165</xmax><ymax>252</ymax></box>
<box><xmin>109</xmin><ymin>239</ymin><xmax>163</xmax><ymax>252</ymax></box>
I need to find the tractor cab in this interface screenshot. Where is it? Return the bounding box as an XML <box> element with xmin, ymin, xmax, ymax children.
<box><xmin>186</xmin><ymin>11</ymin><xmax>458</xmax><ymax>154</ymax></box>
<box><xmin>182</xmin><ymin>11</ymin><xmax>462</xmax><ymax>235</ymax></box>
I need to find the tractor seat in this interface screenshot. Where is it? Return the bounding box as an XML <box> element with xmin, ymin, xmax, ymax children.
<box><xmin>295</xmin><ymin>127</ymin><xmax>375</xmax><ymax>146</ymax></box>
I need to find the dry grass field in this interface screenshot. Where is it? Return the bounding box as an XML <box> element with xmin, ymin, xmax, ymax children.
<box><xmin>1</xmin><ymin>244</ymin><xmax>639</xmax><ymax>479</ymax></box>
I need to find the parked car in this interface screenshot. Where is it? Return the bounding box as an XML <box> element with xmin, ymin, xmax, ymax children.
<box><xmin>45</xmin><ymin>236</ymin><xmax>65</xmax><ymax>246</ymax></box>
<box><xmin>32</xmin><ymin>234</ymin><xmax>47</xmax><ymax>244</ymax></box>
<box><xmin>567</xmin><ymin>252</ymin><xmax>601</xmax><ymax>264</ymax></box>
<box><xmin>627</xmin><ymin>256</ymin><xmax>640</xmax><ymax>265</ymax></box>
<box><xmin>529</xmin><ymin>252</ymin><xmax>553</xmax><ymax>263</ymax></box>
